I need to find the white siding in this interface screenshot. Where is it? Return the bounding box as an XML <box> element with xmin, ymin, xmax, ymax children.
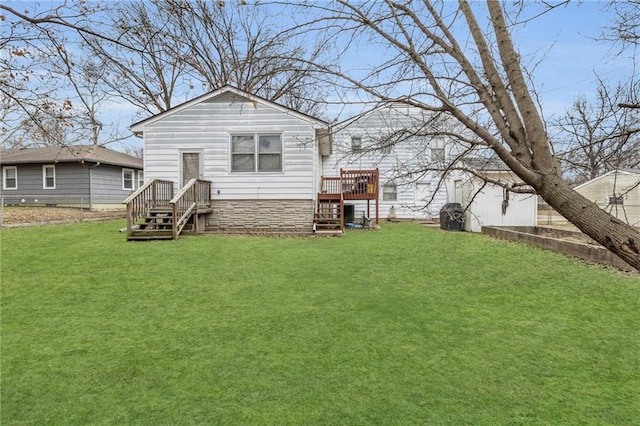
<box><xmin>142</xmin><ymin>92</ymin><xmax>318</xmax><ymax>200</ymax></box>
<box><xmin>445</xmin><ymin>171</ymin><xmax>538</xmax><ymax>232</ymax></box>
<box><xmin>323</xmin><ymin>104</ymin><xmax>447</xmax><ymax>220</ymax></box>
<box><xmin>575</xmin><ymin>171</ymin><xmax>640</xmax><ymax>226</ymax></box>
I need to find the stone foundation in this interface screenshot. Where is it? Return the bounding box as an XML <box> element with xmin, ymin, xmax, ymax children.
<box><xmin>206</xmin><ymin>199</ymin><xmax>314</xmax><ymax>231</ymax></box>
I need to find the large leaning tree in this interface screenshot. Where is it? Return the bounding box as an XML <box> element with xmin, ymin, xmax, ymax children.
<box><xmin>292</xmin><ymin>0</ymin><xmax>640</xmax><ymax>270</ymax></box>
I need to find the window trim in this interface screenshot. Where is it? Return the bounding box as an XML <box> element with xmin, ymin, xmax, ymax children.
<box><xmin>382</xmin><ymin>183</ymin><xmax>397</xmax><ymax>202</ymax></box>
<box><xmin>122</xmin><ymin>168</ymin><xmax>135</xmax><ymax>190</ymax></box>
<box><xmin>42</xmin><ymin>164</ymin><xmax>56</xmax><ymax>189</ymax></box>
<box><xmin>351</xmin><ymin>135</ymin><xmax>362</xmax><ymax>153</ymax></box>
<box><xmin>137</xmin><ymin>170</ymin><xmax>144</xmax><ymax>188</ymax></box>
<box><xmin>430</xmin><ymin>138</ymin><xmax>445</xmax><ymax>162</ymax></box>
<box><xmin>3</xmin><ymin>166</ymin><xmax>17</xmax><ymax>190</ymax></box>
<box><xmin>230</xmin><ymin>132</ymin><xmax>283</xmax><ymax>174</ymax></box>
<box><xmin>609</xmin><ymin>195</ymin><xmax>624</xmax><ymax>205</ymax></box>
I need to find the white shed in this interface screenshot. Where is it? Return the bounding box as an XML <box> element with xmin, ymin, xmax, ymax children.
<box><xmin>574</xmin><ymin>169</ymin><xmax>640</xmax><ymax>226</ymax></box>
<box><xmin>447</xmin><ymin>158</ymin><xmax>538</xmax><ymax>232</ymax></box>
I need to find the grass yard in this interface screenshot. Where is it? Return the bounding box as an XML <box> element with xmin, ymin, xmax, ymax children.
<box><xmin>1</xmin><ymin>221</ymin><xmax>638</xmax><ymax>424</ymax></box>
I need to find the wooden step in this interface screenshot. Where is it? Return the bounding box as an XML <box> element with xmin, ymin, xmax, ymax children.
<box><xmin>127</xmin><ymin>228</ymin><xmax>174</xmax><ymax>241</ymax></box>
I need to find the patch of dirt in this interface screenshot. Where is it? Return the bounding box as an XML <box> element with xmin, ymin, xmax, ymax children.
<box><xmin>1</xmin><ymin>206</ymin><xmax>125</xmax><ymax>226</ymax></box>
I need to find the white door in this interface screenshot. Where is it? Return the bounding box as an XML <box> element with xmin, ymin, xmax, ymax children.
<box><xmin>182</xmin><ymin>152</ymin><xmax>201</xmax><ymax>187</ymax></box>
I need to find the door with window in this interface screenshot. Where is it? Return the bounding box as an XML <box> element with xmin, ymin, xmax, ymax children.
<box><xmin>182</xmin><ymin>152</ymin><xmax>201</xmax><ymax>187</ymax></box>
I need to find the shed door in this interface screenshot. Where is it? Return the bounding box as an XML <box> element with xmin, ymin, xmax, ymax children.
<box><xmin>182</xmin><ymin>152</ymin><xmax>201</xmax><ymax>187</ymax></box>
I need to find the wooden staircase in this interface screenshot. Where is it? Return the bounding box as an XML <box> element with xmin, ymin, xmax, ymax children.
<box><xmin>314</xmin><ymin>194</ymin><xmax>344</xmax><ymax>232</ymax></box>
<box><xmin>123</xmin><ymin>179</ymin><xmax>212</xmax><ymax>241</ymax></box>
<box><xmin>128</xmin><ymin>208</ymin><xmax>174</xmax><ymax>240</ymax></box>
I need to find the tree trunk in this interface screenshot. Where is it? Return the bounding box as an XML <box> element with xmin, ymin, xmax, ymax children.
<box><xmin>537</xmin><ymin>173</ymin><xmax>640</xmax><ymax>271</ymax></box>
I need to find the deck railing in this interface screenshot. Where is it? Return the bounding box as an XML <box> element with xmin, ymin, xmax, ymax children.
<box><xmin>170</xmin><ymin>179</ymin><xmax>212</xmax><ymax>239</ymax></box>
<box><xmin>319</xmin><ymin>169</ymin><xmax>380</xmax><ymax>200</ymax></box>
<box><xmin>341</xmin><ymin>169</ymin><xmax>379</xmax><ymax>200</ymax></box>
<box><xmin>124</xmin><ymin>179</ymin><xmax>174</xmax><ymax>237</ymax></box>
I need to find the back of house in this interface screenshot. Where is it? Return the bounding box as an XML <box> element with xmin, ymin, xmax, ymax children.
<box><xmin>323</xmin><ymin>102</ymin><xmax>449</xmax><ymax>221</ymax></box>
<box><xmin>131</xmin><ymin>86</ymin><xmax>330</xmax><ymax>232</ymax></box>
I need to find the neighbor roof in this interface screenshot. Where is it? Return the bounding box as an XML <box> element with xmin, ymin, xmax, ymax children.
<box><xmin>130</xmin><ymin>85</ymin><xmax>329</xmax><ymax>136</ymax></box>
<box><xmin>0</xmin><ymin>145</ymin><xmax>143</xmax><ymax>169</ymax></box>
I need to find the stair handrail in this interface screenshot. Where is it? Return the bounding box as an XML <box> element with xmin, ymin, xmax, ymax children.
<box><xmin>124</xmin><ymin>179</ymin><xmax>174</xmax><ymax>238</ymax></box>
<box><xmin>170</xmin><ymin>179</ymin><xmax>212</xmax><ymax>239</ymax></box>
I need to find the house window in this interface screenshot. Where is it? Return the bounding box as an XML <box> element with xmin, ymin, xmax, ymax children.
<box><xmin>430</xmin><ymin>138</ymin><xmax>445</xmax><ymax>162</ymax></box>
<box><xmin>351</xmin><ymin>136</ymin><xmax>362</xmax><ymax>153</ymax></box>
<box><xmin>383</xmin><ymin>183</ymin><xmax>397</xmax><ymax>202</ymax></box>
<box><xmin>138</xmin><ymin>170</ymin><xmax>144</xmax><ymax>188</ymax></box>
<box><xmin>43</xmin><ymin>165</ymin><xmax>56</xmax><ymax>189</ymax></box>
<box><xmin>122</xmin><ymin>168</ymin><xmax>134</xmax><ymax>190</ymax></box>
<box><xmin>231</xmin><ymin>133</ymin><xmax>282</xmax><ymax>173</ymax></box>
<box><xmin>3</xmin><ymin>166</ymin><xmax>17</xmax><ymax>190</ymax></box>
<box><xmin>609</xmin><ymin>195</ymin><xmax>624</xmax><ymax>205</ymax></box>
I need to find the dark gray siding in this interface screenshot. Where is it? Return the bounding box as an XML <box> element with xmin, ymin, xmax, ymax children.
<box><xmin>91</xmin><ymin>164</ymin><xmax>139</xmax><ymax>205</ymax></box>
<box><xmin>1</xmin><ymin>162</ymin><xmax>142</xmax><ymax>209</ymax></box>
<box><xmin>1</xmin><ymin>163</ymin><xmax>90</xmax><ymax>206</ymax></box>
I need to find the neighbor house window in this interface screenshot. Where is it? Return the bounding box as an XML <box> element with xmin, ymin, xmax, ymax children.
<box><xmin>122</xmin><ymin>168</ymin><xmax>134</xmax><ymax>190</ymax></box>
<box><xmin>351</xmin><ymin>136</ymin><xmax>362</xmax><ymax>153</ymax></box>
<box><xmin>383</xmin><ymin>183</ymin><xmax>397</xmax><ymax>201</ymax></box>
<box><xmin>609</xmin><ymin>195</ymin><xmax>624</xmax><ymax>205</ymax></box>
<box><xmin>43</xmin><ymin>165</ymin><xmax>55</xmax><ymax>189</ymax></box>
<box><xmin>3</xmin><ymin>166</ymin><xmax>17</xmax><ymax>190</ymax></box>
<box><xmin>430</xmin><ymin>138</ymin><xmax>445</xmax><ymax>162</ymax></box>
<box><xmin>231</xmin><ymin>133</ymin><xmax>282</xmax><ymax>173</ymax></box>
<box><xmin>138</xmin><ymin>170</ymin><xmax>144</xmax><ymax>188</ymax></box>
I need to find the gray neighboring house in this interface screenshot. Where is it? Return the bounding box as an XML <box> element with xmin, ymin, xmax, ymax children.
<box><xmin>1</xmin><ymin>145</ymin><xmax>143</xmax><ymax>210</ymax></box>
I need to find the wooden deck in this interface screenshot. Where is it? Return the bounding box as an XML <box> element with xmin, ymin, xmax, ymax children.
<box><xmin>315</xmin><ymin>169</ymin><xmax>379</xmax><ymax>232</ymax></box>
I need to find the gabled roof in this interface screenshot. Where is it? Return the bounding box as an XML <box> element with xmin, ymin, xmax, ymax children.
<box><xmin>0</xmin><ymin>145</ymin><xmax>143</xmax><ymax>169</ymax></box>
<box><xmin>333</xmin><ymin>100</ymin><xmax>422</xmax><ymax>129</ymax></box>
<box><xmin>130</xmin><ymin>85</ymin><xmax>329</xmax><ymax>136</ymax></box>
<box><xmin>574</xmin><ymin>169</ymin><xmax>640</xmax><ymax>190</ymax></box>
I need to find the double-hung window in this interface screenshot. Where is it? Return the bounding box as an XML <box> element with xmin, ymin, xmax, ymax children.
<box><xmin>430</xmin><ymin>138</ymin><xmax>445</xmax><ymax>162</ymax></box>
<box><xmin>351</xmin><ymin>136</ymin><xmax>362</xmax><ymax>153</ymax></box>
<box><xmin>122</xmin><ymin>168</ymin><xmax>134</xmax><ymax>190</ymax></box>
<box><xmin>383</xmin><ymin>183</ymin><xmax>397</xmax><ymax>202</ymax></box>
<box><xmin>231</xmin><ymin>133</ymin><xmax>282</xmax><ymax>173</ymax></box>
<box><xmin>43</xmin><ymin>165</ymin><xmax>55</xmax><ymax>189</ymax></box>
<box><xmin>3</xmin><ymin>166</ymin><xmax>17</xmax><ymax>190</ymax></box>
<box><xmin>138</xmin><ymin>170</ymin><xmax>144</xmax><ymax>188</ymax></box>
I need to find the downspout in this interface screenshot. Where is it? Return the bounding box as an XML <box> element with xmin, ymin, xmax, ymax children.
<box><xmin>83</xmin><ymin>161</ymin><xmax>101</xmax><ymax>211</ymax></box>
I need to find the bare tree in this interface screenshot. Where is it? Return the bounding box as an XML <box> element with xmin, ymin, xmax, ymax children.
<box><xmin>290</xmin><ymin>0</ymin><xmax>640</xmax><ymax>270</ymax></box>
<box><xmin>1</xmin><ymin>1</ymin><xmax>129</xmax><ymax>148</ymax></box>
<box><xmin>555</xmin><ymin>80</ymin><xmax>640</xmax><ymax>184</ymax></box>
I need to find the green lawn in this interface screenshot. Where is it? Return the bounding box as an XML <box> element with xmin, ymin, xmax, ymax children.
<box><xmin>1</xmin><ymin>221</ymin><xmax>638</xmax><ymax>424</ymax></box>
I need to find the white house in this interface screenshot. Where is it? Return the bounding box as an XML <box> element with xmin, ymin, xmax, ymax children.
<box><xmin>130</xmin><ymin>85</ymin><xmax>332</xmax><ymax>231</ymax></box>
<box><xmin>574</xmin><ymin>169</ymin><xmax>640</xmax><ymax>226</ymax></box>
<box><xmin>127</xmin><ymin>88</ymin><xmax>537</xmax><ymax>237</ymax></box>
<box><xmin>322</xmin><ymin>103</ymin><xmax>449</xmax><ymax>221</ymax></box>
